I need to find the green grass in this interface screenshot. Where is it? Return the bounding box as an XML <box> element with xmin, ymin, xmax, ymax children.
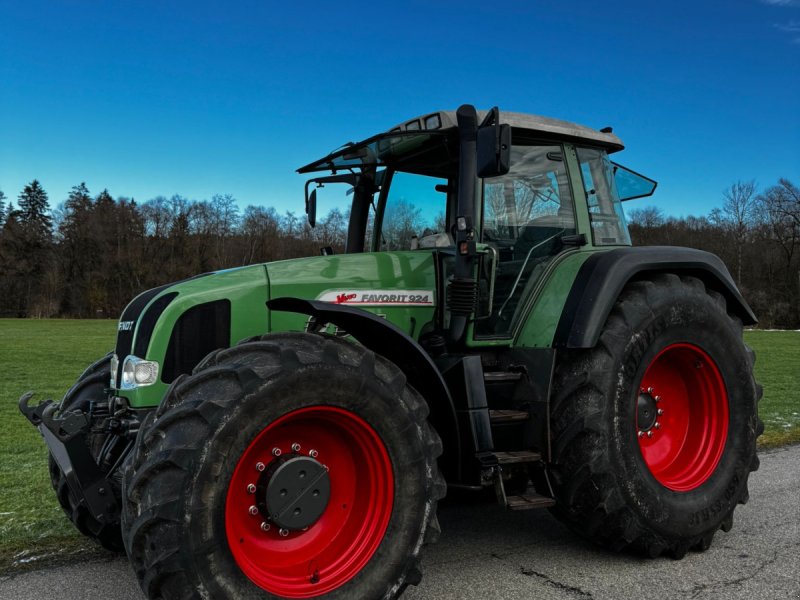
<box><xmin>744</xmin><ymin>330</ymin><xmax>800</xmax><ymax>447</ymax></box>
<box><xmin>0</xmin><ymin>319</ymin><xmax>117</xmax><ymax>573</ymax></box>
<box><xmin>0</xmin><ymin>321</ymin><xmax>797</xmax><ymax>574</ymax></box>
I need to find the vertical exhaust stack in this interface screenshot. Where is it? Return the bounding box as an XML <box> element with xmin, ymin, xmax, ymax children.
<box><xmin>448</xmin><ymin>105</ymin><xmax>480</xmax><ymax>344</ymax></box>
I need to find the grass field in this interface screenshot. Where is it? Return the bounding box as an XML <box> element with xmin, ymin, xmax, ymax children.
<box><xmin>0</xmin><ymin>320</ymin><xmax>798</xmax><ymax>574</ymax></box>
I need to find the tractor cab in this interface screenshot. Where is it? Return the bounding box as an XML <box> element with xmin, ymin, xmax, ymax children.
<box><xmin>300</xmin><ymin>107</ymin><xmax>657</xmax><ymax>339</ymax></box>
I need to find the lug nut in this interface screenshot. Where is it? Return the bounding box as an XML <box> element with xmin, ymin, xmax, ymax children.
<box><xmin>647</xmin><ymin>387</ymin><xmax>654</xmax><ymax>394</ymax></box>
<box><xmin>256</xmin><ymin>462</ymin><xmax>266</xmax><ymax>472</ymax></box>
<box><xmin>309</xmin><ymin>449</ymin><xmax>319</xmax><ymax>458</ymax></box>
<box><xmin>272</xmin><ymin>448</ymin><xmax>282</xmax><ymax>457</ymax></box>
<box><xmin>657</xmin><ymin>409</ymin><xmax>664</xmax><ymax>416</ymax></box>
<box><xmin>654</xmin><ymin>396</ymin><xmax>661</xmax><ymax>403</ymax></box>
<box><xmin>654</xmin><ymin>422</ymin><xmax>661</xmax><ymax>429</ymax></box>
<box><xmin>260</xmin><ymin>522</ymin><xmax>271</xmax><ymax>532</ymax></box>
<box><xmin>291</xmin><ymin>443</ymin><xmax>301</xmax><ymax>452</ymax></box>
<box><xmin>647</xmin><ymin>431</ymin><xmax>653</xmax><ymax>438</ymax></box>
<box><xmin>638</xmin><ymin>431</ymin><xmax>644</xmax><ymax>438</ymax></box>
<box><xmin>279</xmin><ymin>528</ymin><xmax>289</xmax><ymax>537</ymax></box>
<box><xmin>248</xmin><ymin>505</ymin><xmax>259</xmax><ymax>516</ymax></box>
<box><xmin>247</xmin><ymin>483</ymin><xmax>256</xmax><ymax>494</ymax></box>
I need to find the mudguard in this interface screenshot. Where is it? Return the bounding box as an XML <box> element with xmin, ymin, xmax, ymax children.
<box><xmin>554</xmin><ymin>246</ymin><xmax>757</xmax><ymax>349</ymax></box>
<box><xmin>267</xmin><ymin>297</ymin><xmax>462</xmax><ymax>479</ymax></box>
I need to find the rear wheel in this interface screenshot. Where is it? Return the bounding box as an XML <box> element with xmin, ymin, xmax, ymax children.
<box><xmin>550</xmin><ymin>274</ymin><xmax>762</xmax><ymax>557</ymax></box>
<box><xmin>122</xmin><ymin>333</ymin><xmax>444</xmax><ymax>599</ymax></box>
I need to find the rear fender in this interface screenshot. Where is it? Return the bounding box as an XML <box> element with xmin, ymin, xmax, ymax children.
<box><xmin>554</xmin><ymin>246</ymin><xmax>757</xmax><ymax>349</ymax></box>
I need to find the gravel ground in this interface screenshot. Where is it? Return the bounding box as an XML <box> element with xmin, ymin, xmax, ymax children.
<box><xmin>1</xmin><ymin>444</ymin><xmax>797</xmax><ymax>600</ymax></box>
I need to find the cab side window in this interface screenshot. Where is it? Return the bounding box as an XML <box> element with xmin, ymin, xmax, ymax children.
<box><xmin>374</xmin><ymin>171</ymin><xmax>448</xmax><ymax>251</ymax></box>
<box><xmin>577</xmin><ymin>147</ymin><xmax>631</xmax><ymax>246</ymax></box>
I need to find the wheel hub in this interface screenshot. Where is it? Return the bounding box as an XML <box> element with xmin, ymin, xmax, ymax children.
<box><xmin>637</xmin><ymin>391</ymin><xmax>658</xmax><ymax>431</ymax></box>
<box><xmin>260</xmin><ymin>454</ymin><xmax>330</xmax><ymax>530</ymax></box>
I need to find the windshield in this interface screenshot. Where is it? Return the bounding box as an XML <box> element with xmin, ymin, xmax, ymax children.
<box><xmin>298</xmin><ymin>131</ymin><xmax>450</xmax><ymax>174</ymax></box>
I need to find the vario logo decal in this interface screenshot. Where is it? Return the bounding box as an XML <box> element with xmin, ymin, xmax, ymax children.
<box><xmin>317</xmin><ymin>290</ymin><xmax>434</xmax><ymax>307</ymax></box>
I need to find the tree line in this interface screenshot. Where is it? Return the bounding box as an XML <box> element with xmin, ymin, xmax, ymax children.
<box><xmin>1</xmin><ymin>178</ymin><xmax>798</xmax><ymax>327</ymax></box>
<box><xmin>627</xmin><ymin>179</ymin><xmax>799</xmax><ymax>329</ymax></box>
<box><xmin>0</xmin><ymin>181</ymin><xmax>348</xmax><ymax>318</ymax></box>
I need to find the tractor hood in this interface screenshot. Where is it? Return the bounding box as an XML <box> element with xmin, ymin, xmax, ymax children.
<box><xmin>266</xmin><ymin>251</ymin><xmax>437</xmax><ymax>337</ymax></box>
<box><xmin>113</xmin><ymin>251</ymin><xmax>437</xmax><ymax>409</ymax></box>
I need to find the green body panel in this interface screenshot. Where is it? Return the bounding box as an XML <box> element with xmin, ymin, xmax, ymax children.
<box><xmin>464</xmin><ymin>250</ymin><xmax>593</xmax><ymax>349</ymax></box>
<box><xmin>120</xmin><ymin>252</ymin><xmax>437</xmax><ymax>408</ymax></box>
<box><xmin>513</xmin><ymin>251</ymin><xmax>593</xmax><ymax>348</ymax></box>
<box><xmin>267</xmin><ymin>251</ymin><xmax>437</xmax><ymax>338</ymax></box>
<box><xmin>122</xmin><ymin>264</ymin><xmax>269</xmax><ymax>408</ymax></box>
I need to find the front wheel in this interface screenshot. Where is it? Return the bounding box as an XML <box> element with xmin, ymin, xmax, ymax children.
<box><xmin>550</xmin><ymin>274</ymin><xmax>762</xmax><ymax>558</ymax></box>
<box><xmin>122</xmin><ymin>333</ymin><xmax>444</xmax><ymax>599</ymax></box>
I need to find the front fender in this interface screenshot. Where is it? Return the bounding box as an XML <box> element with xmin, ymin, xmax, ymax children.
<box><xmin>268</xmin><ymin>297</ymin><xmax>462</xmax><ymax>480</ymax></box>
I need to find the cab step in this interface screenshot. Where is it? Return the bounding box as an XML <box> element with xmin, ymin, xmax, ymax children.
<box><xmin>506</xmin><ymin>493</ymin><xmax>556</xmax><ymax>511</ymax></box>
<box><xmin>483</xmin><ymin>371</ymin><xmax>523</xmax><ymax>383</ymax></box>
<box><xmin>489</xmin><ymin>409</ymin><xmax>529</xmax><ymax>424</ymax></box>
<box><xmin>493</xmin><ymin>450</ymin><xmax>541</xmax><ymax>464</ymax></box>
<box><xmin>492</xmin><ymin>449</ymin><xmax>556</xmax><ymax>511</ymax></box>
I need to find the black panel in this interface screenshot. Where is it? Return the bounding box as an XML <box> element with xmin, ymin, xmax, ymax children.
<box><xmin>133</xmin><ymin>292</ymin><xmax>178</xmax><ymax>357</ymax></box>
<box><xmin>114</xmin><ymin>283</ymin><xmax>173</xmax><ymax>386</ymax></box>
<box><xmin>113</xmin><ymin>272</ymin><xmax>214</xmax><ymax>387</ymax></box>
<box><xmin>162</xmin><ymin>300</ymin><xmax>231</xmax><ymax>383</ymax></box>
<box><xmin>554</xmin><ymin>246</ymin><xmax>757</xmax><ymax>349</ymax></box>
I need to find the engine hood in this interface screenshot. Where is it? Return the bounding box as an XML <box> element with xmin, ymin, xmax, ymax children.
<box><xmin>266</xmin><ymin>251</ymin><xmax>438</xmax><ymax>339</ymax></box>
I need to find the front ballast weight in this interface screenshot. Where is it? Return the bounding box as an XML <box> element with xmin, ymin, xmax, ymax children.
<box><xmin>20</xmin><ymin>393</ymin><xmax>121</xmax><ymax>526</ymax></box>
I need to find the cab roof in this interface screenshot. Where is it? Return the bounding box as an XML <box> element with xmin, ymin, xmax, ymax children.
<box><xmin>298</xmin><ymin>108</ymin><xmax>624</xmax><ymax>174</ymax></box>
<box><xmin>389</xmin><ymin>110</ymin><xmax>624</xmax><ymax>152</ymax></box>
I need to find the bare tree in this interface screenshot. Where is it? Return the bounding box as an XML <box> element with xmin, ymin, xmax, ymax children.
<box><xmin>711</xmin><ymin>180</ymin><xmax>759</xmax><ymax>284</ymax></box>
<box><xmin>627</xmin><ymin>206</ymin><xmax>665</xmax><ymax>228</ymax></box>
<box><xmin>757</xmin><ymin>178</ymin><xmax>800</xmax><ymax>300</ymax></box>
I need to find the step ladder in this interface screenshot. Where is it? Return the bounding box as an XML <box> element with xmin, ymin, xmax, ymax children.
<box><xmin>490</xmin><ymin>447</ymin><xmax>556</xmax><ymax>511</ymax></box>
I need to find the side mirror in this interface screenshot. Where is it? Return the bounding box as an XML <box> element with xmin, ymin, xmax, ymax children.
<box><xmin>306</xmin><ymin>189</ymin><xmax>317</xmax><ymax>227</ymax></box>
<box><xmin>476</xmin><ymin>123</ymin><xmax>511</xmax><ymax>178</ymax></box>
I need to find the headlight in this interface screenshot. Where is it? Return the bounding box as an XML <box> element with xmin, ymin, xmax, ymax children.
<box><xmin>110</xmin><ymin>354</ymin><xmax>119</xmax><ymax>387</ymax></box>
<box><xmin>120</xmin><ymin>355</ymin><xmax>159</xmax><ymax>389</ymax></box>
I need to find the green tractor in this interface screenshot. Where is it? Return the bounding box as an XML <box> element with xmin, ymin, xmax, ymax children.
<box><xmin>21</xmin><ymin>105</ymin><xmax>762</xmax><ymax>599</ymax></box>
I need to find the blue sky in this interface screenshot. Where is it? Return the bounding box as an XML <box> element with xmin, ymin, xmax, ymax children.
<box><xmin>1</xmin><ymin>0</ymin><xmax>798</xmax><ymax>218</ymax></box>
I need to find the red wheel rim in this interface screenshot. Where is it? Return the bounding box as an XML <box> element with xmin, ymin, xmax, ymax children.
<box><xmin>636</xmin><ymin>343</ymin><xmax>729</xmax><ymax>492</ymax></box>
<box><xmin>225</xmin><ymin>406</ymin><xmax>394</xmax><ymax>598</ymax></box>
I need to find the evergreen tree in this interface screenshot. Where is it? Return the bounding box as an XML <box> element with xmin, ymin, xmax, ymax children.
<box><xmin>95</xmin><ymin>188</ymin><xmax>114</xmax><ymax>206</ymax></box>
<box><xmin>17</xmin><ymin>179</ymin><xmax>53</xmax><ymax>242</ymax></box>
<box><xmin>0</xmin><ymin>189</ymin><xmax>7</xmax><ymax>227</ymax></box>
<box><xmin>9</xmin><ymin>181</ymin><xmax>55</xmax><ymax>315</ymax></box>
<box><xmin>65</xmin><ymin>182</ymin><xmax>92</xmax><ymax>213</ymax></box>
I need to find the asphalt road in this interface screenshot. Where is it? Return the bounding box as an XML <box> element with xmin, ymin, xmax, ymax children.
<box><xmin>2</xmin><ymin>445</ymin><xmax>798</xmax><ymax>600</ymax></box>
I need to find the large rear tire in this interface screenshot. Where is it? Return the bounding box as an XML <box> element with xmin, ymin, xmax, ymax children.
<box><xmin>48</xmin><ymin>353</ymin><xmax>125</xmax><ymax>553</ymax></box>
<box><xmin>121</xmin><ymin>333</ymin><xmax>444</xmax><ymax>599</ymax></box>
<box><xmin>550</xmin><ymin>274</ymin><xmax>762</xmax><ymax>558</ymax></box>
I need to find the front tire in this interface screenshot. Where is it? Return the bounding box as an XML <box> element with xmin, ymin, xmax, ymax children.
<box><xmin>550</xmin><ymin>274</ymin><xmax>762</xmax><ymax>558</ymax></box>
<box><xmin>121</xmin><ymin>333</ymin><xmax>444</xmax><ymax>599</ymax></box>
